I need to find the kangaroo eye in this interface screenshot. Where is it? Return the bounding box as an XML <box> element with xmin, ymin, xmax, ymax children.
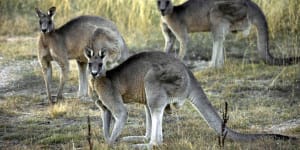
<box><xmin>48</xmin><ymin>20</ymin><xmax>51</xmax><ymax>24</ymax></box>
<box><xmin>88</xmin><ymin>62</ymin><xmax>92</xmax><ymax>68</ymax></box>
<box><xmin>166</xmin><ymin>0</ymin><xmax>170</xmax><ymax>5</ymax></box>
<box><xmin>157</xmin><ymin>0</ymin><xmax>161</xmax><ymax>5</ymax></box>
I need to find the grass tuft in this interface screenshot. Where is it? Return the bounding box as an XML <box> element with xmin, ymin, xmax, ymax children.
<box><xmin>48</xmin><ymin>102</ymin><xmax>68</xmax><ymax>118</ymax></box>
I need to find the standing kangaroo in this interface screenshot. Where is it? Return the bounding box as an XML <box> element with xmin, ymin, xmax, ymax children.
<box><xmin>157</xmin><ymin>0</ymin><xmax>300</xmax><ymax>67</ymax></box>
<box><xmin>35</xmin><ymin>7</ymin><xmax>128</xmax><ymax>103</ymax></box>
<box><xmin>84</xmin><ymin>48</ymin><xmax>295</xmax><ymax>147</ymax></box>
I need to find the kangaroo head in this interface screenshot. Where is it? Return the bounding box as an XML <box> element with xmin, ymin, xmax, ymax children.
<box><xmin>157</xmin><ymin>0</ymin><xmax>173</xmax><ymax>16</ymax></box>
<box><xmin>35</xmin><ymin>7</ymin><xmax>56</xmax><ymax>33</ymax></box>
<box><xmin>85</xmin><ymin>28</ymin><xmax>122</xmax><ymax>77</ymax></box>
<box><xmin>84</xmin><ymin>46</ymin><xmax>106</xmax><ymax>78</ymax></box>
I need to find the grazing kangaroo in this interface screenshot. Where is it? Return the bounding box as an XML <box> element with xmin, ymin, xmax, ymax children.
<box><xmin>157</xmin><ymin>0</ymin><xmax>300</xmax><ymax>67</ymax></box>
<box><xmin>35</xmin><ymin>7</ymin><xmax>128</xmax><ymax>103</ymax></box>
<box><xmin>84</xmin><ymin>49</ymin><xmax>295</xmax><ymax>147</ymax></box>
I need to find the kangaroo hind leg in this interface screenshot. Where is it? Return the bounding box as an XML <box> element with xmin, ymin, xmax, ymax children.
<box><xmin>55</xmin><ymin>58</ymin><xmax>69</xmax><ymax>101</ymax></box>
<box><xmin>210</xmin><ymin>22</ymin><xmax>230</xmax><ymax>68</ymax></box>
<box><xmin>161</xmin><ymin>22</ymin><xmax>176</xmax><ymax>54</ymax></box>
<box><xmin>134</xmin><ymin>75</ymin><xmax>168</xmax><ymax>148</ymax></box>
<box><xmin>134</xmin><ymin>92</ymin><xmax>167</xmax><ymax>148</ymax></box>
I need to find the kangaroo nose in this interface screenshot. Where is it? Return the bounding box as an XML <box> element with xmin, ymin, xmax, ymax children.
<box><xmin>91</xmin><ymin>72</ymin><xmax>98</xmax><ymax>77</ymax></box>
<box><xmin>41</xmin><ymin>29</ymin><xmax>47</xmax><ymax>33</ymax></box>
<box><xmin>160</xmin><ymin>9</ymin><xmax>166</xmax><ymax>16</ymax></box>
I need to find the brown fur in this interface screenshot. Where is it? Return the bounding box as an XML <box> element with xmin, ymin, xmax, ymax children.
<box><xmin>35</xmin><ymin>7</ymin><xmax>128</xmax><ymax>103</ymax></box>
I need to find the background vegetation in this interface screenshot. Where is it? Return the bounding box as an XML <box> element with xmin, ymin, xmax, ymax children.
<box><xmin>0</xmin><ymin>0</ymin><xmax>300</xmax><ymax>48</ymax></box>
<box><xmin>0</xmin><ymin>0</ymin><xmax>299</xmax><ymax>149</ymax></box>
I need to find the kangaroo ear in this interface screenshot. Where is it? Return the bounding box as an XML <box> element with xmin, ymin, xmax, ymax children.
<box><xmin>35</xmin><ymin>8</ymin><xmax>43</xmax><ymax>18</ymax></box>
<box><xmin>84</xmin><ymin>47</ymin><xmax>94</xmax><ymax>59</ymax></box>
<box><xmin>48</xmin><ymin>6</ymin><xmax>56</xmax><ymax>17</ymax></box>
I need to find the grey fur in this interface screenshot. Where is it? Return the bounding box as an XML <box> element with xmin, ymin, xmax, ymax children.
<box><xmin>85</xmin><ymin>50</ymin><xmax>294</xmax><ymax>147</ymax></box>
<box><xmin>157</xmin><ymin>0</ymin><xmax>300</xmax><ymax>67</ymax></box>
<box><xmin>35</xmin><ymin>7</ymin><xmax>128</xmax><ymax>103</ymax></box>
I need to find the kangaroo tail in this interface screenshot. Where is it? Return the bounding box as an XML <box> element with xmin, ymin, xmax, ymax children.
<box><xmin>249</xmin><ymin>2</ymin><xmax>300</xmax><ymax>65</ymax></box>
<box><xmin>186</xmin><ymin>71</ymin><xmax>296</xmax><ymax>141</ymax></box>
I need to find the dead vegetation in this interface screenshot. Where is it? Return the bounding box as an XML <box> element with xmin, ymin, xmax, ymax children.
<box><xmin>0</xmin><ymin>36</ymin><xmax>299</xmax><ymax>149</ymax></box>
<box><xmin>0</xmin><ymin>0</ymin><xmax>300</xmax><ymax>149</ymax></box>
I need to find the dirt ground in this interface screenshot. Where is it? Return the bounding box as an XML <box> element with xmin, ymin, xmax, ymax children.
<box><xmin>0</xmin><ymin>36</ymin><xmax>299</xmax><ymax>149</ymax></box>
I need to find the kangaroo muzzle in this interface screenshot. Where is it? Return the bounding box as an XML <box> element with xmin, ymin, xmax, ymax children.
<box><xmin>91</xmin><ymin>70</ymin><xmax>98</xmax><ymax>77</ymax></box>
<box><xmin>41</xmin><ymin>24</ymin><xmax>49</xmax><ymax>33</ymax></box>
<box><xmin>90</xmin><ymin>63</ymin><xmax>104</xmax><ymax>78</ymax></box>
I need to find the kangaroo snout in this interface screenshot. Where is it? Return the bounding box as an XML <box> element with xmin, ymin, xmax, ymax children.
<box><xmin>89</xmin><ymin>63</ymin><xmax>103</xmax><ymax>77</ymax></box>
<box><xmin>160</xmin><ymin>9</ymin><xmax>166</xmax><ymax>16</ymax></box>
<box><xmin>160</xmin><ymin>8</ymin><xmax>166</xmax><ymax>12</ymax></box>
<box><xmin>91</xmin><ymin>71</ymin><xmax>98</xmax><ymax>77</ymax></box>
<box><xmin>41</xmin><ymin>29</ymin><xmax>47</xmax><ymax>33</ymax></box>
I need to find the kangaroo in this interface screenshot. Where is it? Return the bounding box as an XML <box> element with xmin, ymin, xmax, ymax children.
<box><xmin>157</xmin><ymin>0</ymin><xmax>300</xmax><ymax>67</ymax></box>
<box><xmin>35</xmin><ymin>7</ymin><xmax>128</xmax><ymax>103</ymax></box>
<box><xmin>84</xmin><ymin>48</ymin><xmax>295</xmax><ymax>147</ymax></box>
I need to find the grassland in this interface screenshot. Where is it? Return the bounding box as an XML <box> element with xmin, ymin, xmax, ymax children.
<box><xmin>0</xmin><ymin>40</ymin><xmax>299</xmax><ymax>149</ymax></box>
<box><xmin>1</xmin><ymin>0</ymin><xmax>300</xmax><ymax>48</ymax></box>
<box><xmin>0</xmin><ymin>0</ymin><xmax>300</xmax><ymax>149</ymax></box>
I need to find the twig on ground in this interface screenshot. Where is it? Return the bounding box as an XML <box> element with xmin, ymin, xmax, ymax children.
<box><xmin>218</xmin><ymin>101</ymin><xmax>229</xmax><ymax>148</ymax></box>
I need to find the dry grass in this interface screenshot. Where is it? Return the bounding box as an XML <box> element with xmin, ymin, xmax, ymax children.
<box><xmin>0</xmin><ymin>0</ymin><xmax>300</xmax><ymax>149</ymax></box>
<box><xmin>0</xmin><ymin>37</ymin><xmax>299</xmax><ymax>149</ymax></box>
<box><xmin>0</xmin><ymin>0</ymin><xmax>299</xmax><ymax>49</ymax></box>
<box><xmin>48</xmin><ymin>102</ymin><xmax>68</xmax><ymax>118</ymax></box>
